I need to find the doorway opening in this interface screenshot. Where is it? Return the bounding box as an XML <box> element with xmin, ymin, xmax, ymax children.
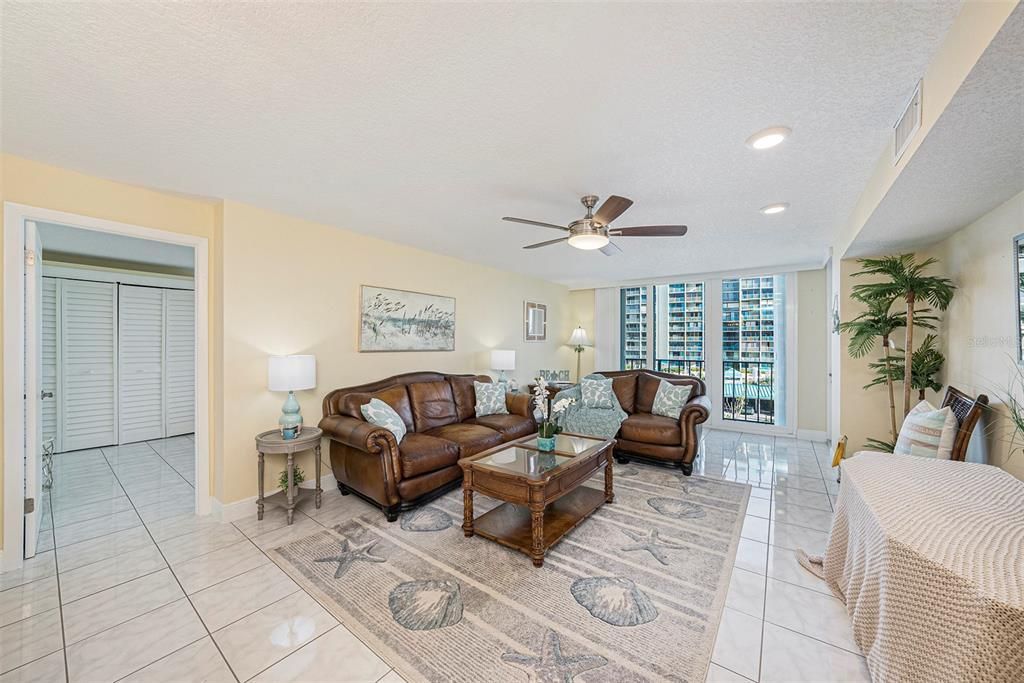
<box><xmin>3</xmin><ymin>204</ymin><xmax>210</xmax><ymax>571</ymax></box>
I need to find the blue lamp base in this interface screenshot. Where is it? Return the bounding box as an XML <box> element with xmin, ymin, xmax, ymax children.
<box><xmin>279</xmin><ymin>391</ymin><xmax>303</xmax><ymax>440</ymax></box>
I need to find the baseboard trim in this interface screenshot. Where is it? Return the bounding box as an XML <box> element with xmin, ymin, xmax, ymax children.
<box><xmin>212</xmin><ymin>473</ymin><xmax>337</xmax><ymax>524</ymax></box>
<box><xmin>796</xmin><ymin>429</ymin><xmax>828</xmax><ymax>443</ymax></box>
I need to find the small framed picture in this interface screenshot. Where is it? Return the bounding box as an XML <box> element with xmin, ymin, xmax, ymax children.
<box><xmin>525</xmin><ymin>301</ymin><xmax>547</xmax><ymax>342</ymax></box>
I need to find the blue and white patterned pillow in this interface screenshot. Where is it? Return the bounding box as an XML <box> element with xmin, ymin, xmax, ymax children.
<box><xmin>361</xmin><ymin>398</ymin><xmax>407</xmax><ymax>443</ymax></box>
<box><xmin>580</xmin><ymin>377</ymin><xmax>614</xmax><ymax>409</ymax></box>
<box><xmin>651</xmin><ymin>380</ymin><xmax>692</xmax><ymax>419</ymax></box>
<box><xmin>894</xmin><ymin>400</ymin><xmax>957</xmax><ymax>459</ymax></box>
<box><xmin>474</xmin><ymin>381</ymin><xmax>508</xmax><ymax>417</ymax></box>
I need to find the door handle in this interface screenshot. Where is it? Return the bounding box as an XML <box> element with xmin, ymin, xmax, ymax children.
<box><xmin>41</xmin><ymin>391</ymin><xmax>53</xmax><ymax>399</ymax></box>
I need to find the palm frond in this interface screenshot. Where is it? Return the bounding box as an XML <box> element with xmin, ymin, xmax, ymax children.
<box><xmin>865</xmin><ymin>438</ymin><xmax>895</xmax><ymax>453</ymax></box>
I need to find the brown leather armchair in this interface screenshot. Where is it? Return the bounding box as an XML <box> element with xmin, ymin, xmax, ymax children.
<box><xmin>594</xmin><ymin>369</ymin><xmax>710</xmax><ymax>475</ymax></box>
<box><xmin>319</xmin><ymin>372</ymin><xmax>536</xmax><ymax>521</ymax></box>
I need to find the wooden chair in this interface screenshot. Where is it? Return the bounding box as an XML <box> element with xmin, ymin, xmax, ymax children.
<box><xmin>939</xmin><ymin>386</ymin><xmax>989</xmax><ymax>461</ymax></box>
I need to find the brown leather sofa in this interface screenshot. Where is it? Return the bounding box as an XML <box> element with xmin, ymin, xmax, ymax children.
<box><xmin>595</xmin><ymin>369</ymin><xmax>711</xmax><ymax>475</ymax></box>
<box><xmin>319</xmin><ymin>372</ymin><xmax>536</xmax><ymax>521</ymax></box>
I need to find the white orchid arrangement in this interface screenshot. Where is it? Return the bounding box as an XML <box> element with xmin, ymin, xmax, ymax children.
<box><xmin>533</xmin><ymin>377</ymin><xmax>576</xmax><ymax>437</ymax></box>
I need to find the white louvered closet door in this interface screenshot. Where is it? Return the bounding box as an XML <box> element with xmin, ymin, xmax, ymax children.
<box><xmin>60</xmin><ymin>280</ymin><xmax>118</xmax><ymax>451</ymax></box>
<box><xmin>41</xmin><ymin>277</ymin><xmax>59</xmax><ymax>451</ymax></box>
<box><xmin>164</xmin><ymin>289</ymin><xmax>195</xmax><ymax>437</ymax></box>
<box><xmin>118</xmin><ymin>285</ymin><xmax>165</xmax><ymax>443</ymax></box>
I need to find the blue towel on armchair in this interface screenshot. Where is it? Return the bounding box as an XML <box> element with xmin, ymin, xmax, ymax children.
<box><xmin>552</xmin><ymin>374</ymin><xmax>627</xmax><ymax>440</ymax></box>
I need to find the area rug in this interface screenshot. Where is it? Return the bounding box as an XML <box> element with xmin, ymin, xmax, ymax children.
<box><xmin>270</xmin><ymin>465</ymin><xmax>750</xmax><ymax>683</ymax></box>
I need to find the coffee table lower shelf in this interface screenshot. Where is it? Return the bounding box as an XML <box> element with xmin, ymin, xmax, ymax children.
<box><xmin>468</xmin><ymin>485</ymin><xmax>607</xmax><ymax>567</ymax></box>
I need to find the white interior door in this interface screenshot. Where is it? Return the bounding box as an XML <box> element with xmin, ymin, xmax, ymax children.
<box><xmin>41</xmin><ymin>277</ymin><xmax>59</xmax><ymax>452</ymax></box>
<box><xmin>118</xmin><ymin>285</ymin><xmax>165</xmax><ymax>443</ymax></box>
<box><xmin>23</xmin><ymin>222</ymin><xmax>44</xmax><ymax>558</ymax></box>
<box><xmin>60</xmin><ymin>279</ymin><xmax>118</xmax><ymax>451</ymax></box>
<box><xmin>164</xmin><ymin>289</ymin><xmax>195</xmax><ymax>437</ymax></box>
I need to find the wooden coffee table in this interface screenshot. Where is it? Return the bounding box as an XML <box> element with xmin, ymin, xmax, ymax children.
<box><xmin>459</xmin><ymin>433</ymin><xmax>615</xmax><ymax>567</ymax></box>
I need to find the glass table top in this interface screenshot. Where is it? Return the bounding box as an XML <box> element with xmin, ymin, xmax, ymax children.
<box><xmin>474</xmin><ymin>447</ymin><xmax>572</xmax><ymax>479</ymax></box>
<box><xmin>519</xmin><ymin>434</ymin><xmax>605</xmax><ymax>455</ymax></box>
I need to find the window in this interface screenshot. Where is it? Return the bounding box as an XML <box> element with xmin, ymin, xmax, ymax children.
<box><xmin>721</xmin><ymin>275</ymin><xmax>786</xmax><ymax>425</ymax></box>
<box><xmin>616</xmin><ymin>273</ymin><xmax>793</xmax><ymax>433</ymax></box>
<box><xmin>652</xmin><ymin>282</ymin><xmax>705</xmax><ymax>378</ymax></box>
<box><xmin>620</xmin><ymin>286</ymin><xmax>648</xmax><ymax>370</ymax></box>
<box><xmin>620</xmin><ymin>282</ymin><xmax>705</xmax><ymax>376</ymax></box>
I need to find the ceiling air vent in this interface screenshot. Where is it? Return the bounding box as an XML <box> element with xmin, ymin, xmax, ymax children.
<box><xmin>893</xmin><ymin>80</ymin><xmax>922</xmax><ymax>164</ymax></box>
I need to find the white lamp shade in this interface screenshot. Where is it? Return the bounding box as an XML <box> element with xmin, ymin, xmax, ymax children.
<box><xmin>268</xmin><ymin>355</ymin><xmax>316</xmax><ymax>392</ymax></box>
<box><xmin>568</xmin><ymin>326</ymin><xmax>590</xmax><ymax>346</ymax></box>
<box><xmin>490</xmin><ymin>349</ymin><xmax>516</xmax><ymax>371</ymax></box>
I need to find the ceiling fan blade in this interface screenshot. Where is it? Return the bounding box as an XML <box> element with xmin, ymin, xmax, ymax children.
<box><xmin>610</xmin><ymin>225</ymin><xmax>688</xmax><ymax>237</ymax></box>
<box><xmin>523</xmin><ymin>236</ymin><xmax>570</xmax><ymax>250</ymax></box>
<box><xmin>502</xmin><ymin>217</ymin><xmax>569</xmax><ymax>231</ymax></box>
<box><xmin>593</xmin><ymin>195</ymin><xmax>633</xmax><ymax>225</ymax></box>
<box><xmin>599</xmin><ymin>241</ymin><xmax>622</xmax><ymax>256</ymax></box>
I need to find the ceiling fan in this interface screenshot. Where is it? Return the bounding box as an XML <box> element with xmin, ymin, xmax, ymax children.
<box><xmin>503</xmin><ymin>194</ymin><xmax>687</xmax><ymax>256</ymax></box>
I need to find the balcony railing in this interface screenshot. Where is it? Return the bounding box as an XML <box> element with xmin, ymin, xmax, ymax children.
<box><xmin>723</xmin><ymin>361</ymin><xmax>775</xmax><ymax>424</ymax></box>
<box><xmin>620</xmin><ymin>359</ymin><xmax>776</xmax><ymax>425</ymax></box>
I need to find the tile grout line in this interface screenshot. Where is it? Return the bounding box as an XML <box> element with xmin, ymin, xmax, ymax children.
<box><xmin>139</xmin><ymin>439</ymin><xmax>197</xmax><ymax>490</ymax></box>
<box><xmin>47</xmin><ymin>480</ymin><xmax>72</xmax><ymax>682</ymax></box>
<box><xmin>96</xmin><ymin>444</ymin><xmax>243</xmax><ymax>683</ymax></box>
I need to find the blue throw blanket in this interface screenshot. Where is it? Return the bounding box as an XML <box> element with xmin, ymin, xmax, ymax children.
<box><xmin>552</xmin><ymin>374</ymin><xmax>627</xmax><ymax>440</ymax></box>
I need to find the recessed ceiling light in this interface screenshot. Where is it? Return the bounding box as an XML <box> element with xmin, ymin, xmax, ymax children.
<box><xmin>760</xmin><ymin>203</ymin><xmax>789</xmax><ymax>215</ymax></box>
<box><xmin>746</xmin><ymin>126</ymin><xmax>791</xmax><ymax>150</ymax></box>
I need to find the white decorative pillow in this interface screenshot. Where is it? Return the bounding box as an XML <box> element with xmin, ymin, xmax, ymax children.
<box><xmin>894</xmin><ymin>400</ymin><xmax>957</xmax><ymax>459</ymax></box>
<box><xmin>474</xmin><ymin>381</ymin><xmax>508</xmax><ymax>417</ymax></box>
<box><xmin>361</xmin><ymin>398</ymin><xmax>407</xmax><ymax>443</ymax></box>
<box><xmin>580</xmin><ymin>377</ymin><xmax>614</xmax><ymax>409</ymax></box>
<box><xmin>652</xmin><ymin>380</ymin><xmax>692</xmax><ymax>420</ymax></box>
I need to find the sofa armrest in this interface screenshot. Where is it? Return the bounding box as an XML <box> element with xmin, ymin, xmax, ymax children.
<box><xmin>680</xmin><ymin>395</ymin><xmax>711</xmax><ymax>426</ymax></box>
<box><xmin>319</xmin><ymin>414</ymin><xmax>396</xmax><ymax>455</ymax></box>
<box><xmin>506</xmin><ymin>392</ymin><xmax>535</xmax><ymax>419</ymax></box>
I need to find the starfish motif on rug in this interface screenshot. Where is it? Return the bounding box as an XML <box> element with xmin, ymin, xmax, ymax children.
<box><xmin>501</xmin><ymin>630</ymin><xmax>607</xmax><ymax>683</ymax></box>
<box><xmin>619</xmin><ymin>528</ymin><xmax>687</xmax><ymax>565</ymax></box>
<box><xmin>314</xmin><ymin>537</ymin><xmax>386</xmax><ymax>578</ymax></box>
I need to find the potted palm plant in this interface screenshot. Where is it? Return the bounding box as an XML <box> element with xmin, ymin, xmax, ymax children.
<box><xmin>850</xmin><ymin>254</ymin><xmax>955</xmax><ymax>417</ymax></box>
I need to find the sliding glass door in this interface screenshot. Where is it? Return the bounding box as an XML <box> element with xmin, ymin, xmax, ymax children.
<box><xmin>618</xmin><ymin>273</ymin><xmax>794</xmax><ymax>434</ymax></box>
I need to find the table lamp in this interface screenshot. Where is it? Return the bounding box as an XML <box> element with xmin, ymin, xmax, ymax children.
<box><xmin>568</xmin><ymin>326</ymin><xmax>590</xmax><ymax>382</ymax></box>
<box><xmin>268</xmin><ymin>355</ymin><xmax>316</xmax><ymax>439</ymax></box>
<box><xmin>491</xmin><ymin>349</ymin><xmax>516</xmax><ymax>387</ymax></box>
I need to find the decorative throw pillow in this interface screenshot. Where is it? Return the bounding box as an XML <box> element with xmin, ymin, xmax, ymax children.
<box><xmin>474</xmin><ymin>381</ymin><xmax>508</xmax><ymax>417</ymax></box>
<box><xmin>580</xmin><ymin>377</ymin><xmax>614</xmax><ymax>409</ymax></box>
<box><xmin>361</xmin><ymin>398</ymin><xmax>407</xmax><ymax>443</ymax></box>
<box><xmin>894</xmin><ymin>400</ymin><xmax>957</xmax><ymax>459</ymax></box>
<box><xmin>651</xmin><ymin>380</ymin><xmax>692</xmax><ymax>420</ymax></box>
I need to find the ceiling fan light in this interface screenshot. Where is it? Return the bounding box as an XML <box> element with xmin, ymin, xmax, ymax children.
<box><xmin>746</xmin><ymin>126</ymin><xmax>791</xmax><ymax>150</ymax></box>
<box><xmin>567</xmin><ymin>233</ymin><xmax>610</xmax><ymax>250</ymax></box>
<box><xmin>760</xmin><ymin>203</ymin><xmax>789</xmax><ymax>215</ymax></box>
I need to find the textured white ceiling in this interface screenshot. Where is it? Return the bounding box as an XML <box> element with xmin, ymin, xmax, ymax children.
<box><xmin>2</xmin><ymin>2</ymin><xmax>961</xmax><ymax>287</ymax></box>
<box><xmin>38</xmin><ymin>222</ymin><xmax>195</xmax><ymax>271</ymax></box>
<box><xmin>848</xmin><ymin>4</ymin><xmax>1024</xmax><ymax>258</ymax></box>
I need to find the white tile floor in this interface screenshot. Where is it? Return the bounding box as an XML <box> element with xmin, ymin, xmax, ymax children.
<box><xmin>0</xmin><ymin>430</ymin><xmax>870</xmax><ymax>683</ymax></box>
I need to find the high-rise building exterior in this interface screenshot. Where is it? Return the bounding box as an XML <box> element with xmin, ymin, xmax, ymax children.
<box><xmin>722</xmin><ymin>276</ymin><xmax>776</xmax><ymax>362</ymax></box>
<box><xmin>621</xmin><ymin>286</ymin><xmax>647</xmax><ymax>368</ymax></box>
<box><xmin>621</xmin><ymin>283</ymin><xmax>704</xmax><ymax>371</ymax></box>
<box><xmin>653</xmin><ymin>282</ymin><xmax>704</xmax><ymax>368</ymax></box>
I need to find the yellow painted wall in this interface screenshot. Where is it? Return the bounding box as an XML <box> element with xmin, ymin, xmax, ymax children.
<box><xmin>835</xmin><ymin>202</ymin><xmax>1024</xmax><ymax>481</ymax></box>
<box><xmin>796</xmin><ymin>269</ymin><xmax>828</xmax><ymax>433</ymax></box>
<box><xmin>218</xmin><ymin>201</ymin><xmax>574</xmax><ymax>504</ymax></box>
<box><xmin>927</xmin><ymin>191</ymin><xmax>1023</xmax><ymax>479</ymax></box>
<box><xmin>0</xmin><ymin>154</ymin><xmax>221</xmax><ymax>552</ymax></box>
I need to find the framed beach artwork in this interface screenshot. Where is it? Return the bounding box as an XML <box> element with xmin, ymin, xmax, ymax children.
<box><xmin>524</xmin><ymin>301</ymin><xmax>547</xmax><ymax>342</ymax></box>
<box><xmin>359</xmin><ymin>285</ymin><xmax>456</xmax><ymax>352</ymax></box>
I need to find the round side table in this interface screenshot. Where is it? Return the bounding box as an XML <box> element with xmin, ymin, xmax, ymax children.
<box><xmin>255</xmin><ymin>427</ymin><xmax>323</xmax><ymax>525</ymax></box>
